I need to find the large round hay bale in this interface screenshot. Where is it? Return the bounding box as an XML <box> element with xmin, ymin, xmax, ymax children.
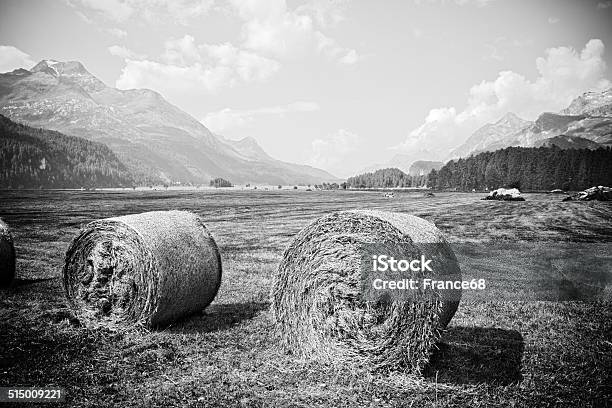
<box><xmin>0</xmin><ymin>218</ymin><xmax>16</xmax><ymax>287</ymax></box>
<box><xmin>63</xmin><ymin>210</ymin><xmax>221</xmax><ymax>328</ymax></box>
<box><xmin>271</xmin><ymin>210</ymin><xmax>461</xmax><ymax>372</ymax></box>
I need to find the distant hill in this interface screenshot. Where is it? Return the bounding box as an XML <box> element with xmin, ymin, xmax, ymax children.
<box><xmin>0</xmin><ymin>114</ymin><xmax>134</xmax><ymax>188</ymax></box>
<box><xmin>0</xmin><ymin>60</ymin><xmax>338</xmax><ymax>185</ymax></box>
<box><xmin>408</xmin><ymin>160</ymin><xmax>444</xmax><ymax>176</ymax></box>
<box><xmin>450</xmin><ymin>88</ymin><xmax>612</xmax><ymax>158</ymax></box>
<box><xmin>218</xmin><ymin>135</ymin><xmax>340</xmax><ymax>183</ymax></box>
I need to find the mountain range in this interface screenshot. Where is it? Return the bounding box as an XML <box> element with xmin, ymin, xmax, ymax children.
<box><xmin>450</xmin><ymin>88</ymin><xmax>612</xmax><ymax>159</ymax></box>
<box><xmin>0</xmin><ymin>60</ymin><xmax>338</xmax><ymax>185</ymax></box>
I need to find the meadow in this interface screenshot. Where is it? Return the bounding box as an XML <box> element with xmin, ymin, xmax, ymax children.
<box><xmin>0</xmin><ymin>189</ymin><xmax>610</xmax><ymax>407</ymax></box>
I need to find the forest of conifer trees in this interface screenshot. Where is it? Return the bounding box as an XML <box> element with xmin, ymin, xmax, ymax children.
<box><xmin>0</xmin><ymin>115</ymin><xmax>134</xmax><ymax>189</ymax></box>
<box><xmin>345</xmin><ymin>168</ymin><xmax>427</xmax><ymax>189</ymax></box>
<box><xmin>430</xmin><ymin>146</ymin><xmax>612</xmax><ymax>191</ymax></box>
<box><xmin>345</xmin><ymin>146</ymin><xmax>612</xmax><ymax>191</ymax></box>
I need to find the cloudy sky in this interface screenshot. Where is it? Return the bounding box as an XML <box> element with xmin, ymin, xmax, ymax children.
<box><xmin>1</xmin><ymin>0</ymin><xmax>611</xmax><ymax>177</ymax></box>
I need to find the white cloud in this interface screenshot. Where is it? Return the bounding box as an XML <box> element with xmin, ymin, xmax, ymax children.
<box><xmin>308</xmin><ymin>129</ymin><xmax>361</xmax><ymax>175</ymax></box>
<box><xmin>314</xmin><ymin>32</ymin><xmax>361</xmax><ymax>64</ymax></box>
<box><xmin>414</xmin><ymin>0</ymin><xmax>496</xmax><ymax>6</ymax></box>
<box><xmin>202</xmin><ymin>101</ymin><xmax>320</xmax><ymax>132</ymax></box>
<box><xmin>68</xmin><ymin>0</ymin><xmax>214</xmax><ymax>24</ymax></box>
<box><xmin>484</xmin><ymin>43</ymin><xmax>503</xmax><ymax>61</ymax></box>
<box><xmin>339</xmin><ymin>49</ymin><xmax>360</xmax><ymax>64</ymax></box>
<box><xmin>108</xmin><ymin>45</ymin><xmax>144</xmax><ymax>59</ymax></box>
<box><xmin>116</xmin><ymin>59</ymin><xmax>233</xmax><ymax>94</ymax></box>
<box><xmin>73</xmin><ymin>0</ymin><xmax>134</xmax><ymax>22</ymax></box>
<box><xmin>104</xmin><ymin>27</ymin><xmax>128</xmax><ymax>38</ymax></box>
<box><xmin>548</xmin><ymin>16</ymin><xmax>560</xmax><ymax>24</ymax></box>
<box><xmin>483</xmin><ymin>37</ymin><xmax>534</xmax><ymax>61</ymax></box>
<box><xmin>74</xmin><ymin>10</ymin><xmax>94</xmax><ymax>24</ymax></box>
<box><xmin>0</xmin><ymin>45</ymin><xmax>35</xmax><ymax>73</ymax></box>
<box><xmin>399</xmin><ymin>39</ymin><xmax>611</xmax><ymax>160</ymax></box>
<box><xmin>296</xmin><ymin>0</ymin><xmax>348</xmax><ymax>27</ymax></box>
<box><xmin>142</xmin><ymin>0</ymin><xmax>214</xmax><ymax>24</ymax></box>
<box><xmin>597</xmin><ymin>1</ymin><xmax>612</xmax><ymax>9</ymax></box>
<box><xmin>203</xmin><ymin>42</ymin><xmax>281</xmax><ymax>81</ymax></box>
<box><xmin>242</xmin><ymin>12</ymin><xmax>314</xmax><ymax>57</ymax></box>
<box><xmin>230</xmin><ymin>0</ymin><xmax>360</xmax><ymax>64</ymax></box>
<box><xmin>114</xmin><ymin>36</ymin><xmax>279</xmax><ymax>97</ymax></box>
<box><xmin>109</xmin><ymin>1</ymin><xmax>359</xmax><ymax>102</ymax></box>
<box><xmin>75</xmin><ymin>9</ymin><xmax>128</xmax><ymax>38</ymax></box>
<box><xmin>163</xmin><ymin>35</ymin><xmax>201</xmax><ymax>65</ymax></box>
<box><xmin>455</xmin><ymin>0</ymin><xmax>495</xmax><ymax>5</ymax></box>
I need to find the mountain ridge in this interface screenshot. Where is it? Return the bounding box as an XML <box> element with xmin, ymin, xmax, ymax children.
<box><xmin>532</xmin><ymin>135</ymin><xmax>603</xmax><ymax>150</ymax></box>
<box><xmin>0</xmin><ymin>60</ymin><xmax>339</xmax><ymax>185</ymax></box>
<box><xmin>408</xmin><ymin>160</ymin><xmax>444</xmax><ymax>176</ymax></box>
<box><xmin>450</xmin><ymin>112</ymin><xmax>532</xmax><ymax>159</ymax></box>
<box><xmin>450</xmin><ymin>88</ymin><xmax>612</xmax><ymax>159</ymax></box>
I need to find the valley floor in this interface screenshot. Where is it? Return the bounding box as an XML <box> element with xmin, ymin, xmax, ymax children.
<box><xmin>0</xmin><ymin>190</ymin><xmax>610</xmax><ymax>407</ymax></box>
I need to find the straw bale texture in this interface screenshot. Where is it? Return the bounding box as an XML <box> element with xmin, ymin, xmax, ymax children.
<box><xmin>63</xmin><ymin>211</ymin><xmax>221</xmax><ymax>328</ymax></box>
<box><xmin>271</xmin><ymin>210</ymin><xmax>460</xmax><ymax>372</ymax></box>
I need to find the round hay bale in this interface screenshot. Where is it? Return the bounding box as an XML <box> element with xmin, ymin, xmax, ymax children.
<box><xmin>0</xmin><ymin>218</ymin><xmax>16</xmax><ymax>287</ymax></box>
<box><xmin>63</xmin><ymin>210</ymin><xmax>221</xmax><ymax>328</ymax></box>
<box><xmin>271</xmin><ymin>210</ymin><xmax>460</xmax><ymax>372</ymax></box>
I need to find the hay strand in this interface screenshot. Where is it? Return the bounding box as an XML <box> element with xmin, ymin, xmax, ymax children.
<box><xmin>63</xmin><ymin>210</ymin><xmax>221</xmax><ymax>328</ymax></box>
<box><xmin>271</xmin><ymin>210</ymin><xmax>461</xmax><ymax>372</ymax></box>
<box><xmin>0</xmin><ymin>218</ymin><xmax>16</xmax><ymax>287</ymax></box>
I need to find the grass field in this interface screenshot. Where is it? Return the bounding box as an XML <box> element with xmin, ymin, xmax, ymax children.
<box><xmin>0</xmin><ymin>190</ymin><xmax>610</xmax><ymax>407</ymax></box>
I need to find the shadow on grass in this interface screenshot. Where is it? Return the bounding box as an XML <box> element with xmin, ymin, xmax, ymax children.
<box><xmin>11</xmin><ymin>277</ymin><xmax>56</xmax><ymax>287</ymax></box>
<box><xmin>0</xmin><ymin>313</ymin><xmax>121</xmax><ymax>405</ymax></box>
<box><xmin>424</xmin><ymin>326</ymin><xmax>524</xmax><ymax>385</ymax></box>
<box><xmin>165</xmin><ymin>301</ymin><xmax>269</xmax><ymax>334</ymax></box>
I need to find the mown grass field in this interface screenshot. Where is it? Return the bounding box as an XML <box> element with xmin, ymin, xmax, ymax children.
<box><xmin>0</xmin><ymin>190</ymin><xmax>610</xmax><ymax>407</ymax></box>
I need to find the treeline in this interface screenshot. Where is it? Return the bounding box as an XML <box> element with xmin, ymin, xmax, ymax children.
<box><xmin>430</xmin><ymin>146</ymin><xmax>612</xmax><ymax>191</ymax></box>
<box><xmin>344</xmin><ymin>147</ymin><xmax>612</xmax><ymax>191</ymax></box>
<box><xmin>346</xmin><ymin>168</ymin><xmax>427</xmax><ymax>189</ymax></box>
<box><xmin>315</xmin><ymin>182</ymin><xmax>341</xmax><ymax>190</ymax></box>
<box><xmin>210</xmin><ymin>177</ymin><xmax>232</xmax><ymax>187</ymax></box>
<box><xmin>0</xmin><ymin>115</ymin><xmax>134</xmax><ymax>189</ymax></box>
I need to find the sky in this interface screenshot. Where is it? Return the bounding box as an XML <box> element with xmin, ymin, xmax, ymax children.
<box><xmin>1</xmin><ymin>0</ymin><xmax>611</xmax><ymax>177</ymax></box>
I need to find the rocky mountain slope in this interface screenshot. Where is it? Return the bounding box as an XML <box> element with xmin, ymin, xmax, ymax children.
<box><xmin>0</xmin><ymin>60</ymin><xmax>338</xmax><ymax>185</ymax></box>
<box><xmin>450</xmin><ymin>112</ymin><xmax>532</xmax><ymax>159</ymax></box>
<box><xmin>560</xmin><ymin>88</ymin><xmax>612</xmax><ymax>116</ymax></box>
<box><xmin>408</xmin><ymin>160</ymin><xmax>444</xmax><ymax>176</ymax></box>
<box><xmin>532</xmin><ymin>135</ymin><xmax>602</xmax><ymax>150</ymax></box>
<box><xmin>215</xmin><ymin>134</ymin><xmax>335</xmax><ymax>183</ymax></box>
<box><xmin>450</xmin><ymin>88</ymin><xmax>612</xmax><ymax>158</ymax></box>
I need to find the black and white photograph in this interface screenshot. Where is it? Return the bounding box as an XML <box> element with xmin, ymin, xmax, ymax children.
<box><xmin>0</xmin><ymin>0</ymin><xmax>611</xmax><ymax>406</ymax></box>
